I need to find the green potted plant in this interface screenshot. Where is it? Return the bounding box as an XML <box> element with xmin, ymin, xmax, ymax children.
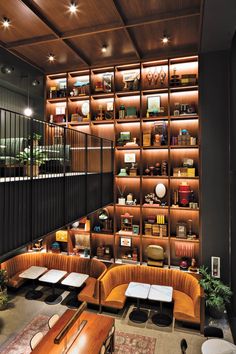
<box><xmin>0</xmin><ymin>293</ymin><xmax>9</xmax><ymax>311</ymax></box>
<box><xmin>199</xmin><ymin>266</ymin><xmax>232</xmax><ymax>318</ymax></box>
<box><xmin>28</xmin><ymin>133</ymin><xmax>42</xmax><ymax>147</ymax></box>
<box><xmin>17</xmin><ymin>147</ymin><xmax>47</xmax><ymax>177</ymax></box>
<box><xmin>0</xmin><ymin>269</ymin><xmax>9</xmax><ymax>310</ymax></box>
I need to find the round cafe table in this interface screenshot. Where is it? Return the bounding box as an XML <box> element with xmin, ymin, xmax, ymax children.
<box><xmin>201</xmin><ymin>338</ymin><xmax>236</xmax><ymax>354</ymax></box>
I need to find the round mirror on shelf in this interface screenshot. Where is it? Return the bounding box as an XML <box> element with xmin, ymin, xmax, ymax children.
<box><xmin>81</xmin><ymin>101</ymin><xmax>89</xmax><ymax>116</ymax></box>
<box><xmin>155</xmin><ymin>183</ymin><xmax>166</xmax><ymax>199</ymax></box>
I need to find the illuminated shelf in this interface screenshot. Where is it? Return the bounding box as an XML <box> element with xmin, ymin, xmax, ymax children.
<box><xmin>142</xmin><ymin>145</ymin><xmax>168</xmax><ymax>149</ymax></box>
<box><xmin>116</xmin><ymin>146</ymin><xmax>140</xmax><ymax>150</ymax></box>
<box><xmin>170</xmin><ymin>85</ymin><xmax>198</xmax><ymax>92</ymax></box>
<box><xmin>47</xmin><ymin>97</ymin><xmax>67</xmax><ymax>103</ymax></box>
<box><xmin>115</xmin><ymin>175</ymin><xmax>140</xmax><ymax>178</ymax></box>
<box><xmin>92</xmin><ymin>120</ymin><xmax>114</xmax><ymax>125</ymax></box>
<box><xmin>69</xmin><ymin>95</ymin><xmax>89</xmax><ymax>101</ymax></box>
<box><xmin>142</xmin><ymin>88</ymin><xmax>168</xmax><ymax>94</ymax></box>
<box><xmin>116</xmin><ymin>118</ymin><xmax>140</xmax><ymax>123</ymax></box>
<box><xmin>142</xmin><ymin>204</ymin><xmax>168</xmax><ymax>209</ymax></box>
<box><xmin>142</xmin><ymin>175</ymin><xmax>168</xmax><ymax>179</ymax></box>
<box><xmin>170</xmin><ymin>206</ymin><xmax>199</xmax><ymax>211</ymax></box>
<box><xmin>115</xmin><ymin>204</ymin><xmax>140</xmax><ymax>208</ymax></box>
<box><xmin>170</xmin><ymin>176</ymin><xmax>199</xmax><ymax>180</ymax></box>
<box><xmin>142</xmin><ymin>116</ymin><xmax>168</xmax><ymax>121</ymax></box>
<box><xmin>116</xmin><ymin>90</ymin><xmax>140</xmax><ymax>97</ymax></box>
<box><xmin>170</xmin><ymin>145</ymin><xmax>199</xmax><ymax>149</ymax></box>
<box><xmin>170</xmin><ymin>114</ymin><xmax>199</xmax><ymax>120</ymax></box>
<box><xmin>170</xmin><ymin>237</ymin><xmax>199</xmax><ymax>243</ymax></box>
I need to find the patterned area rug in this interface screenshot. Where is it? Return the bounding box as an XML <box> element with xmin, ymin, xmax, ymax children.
<box><xmin>0</xmin><ymin>315</ymin><xmax>49</xmax><ymax>354</ymax></box>
<box><xmin>115</xmin><ymin>331</ymin><xmax>156</xmax><ymax>354</ymax></box>
<box><xmin>0</xmin><ymin>316</ymin><xmax>156</xmax><ymax>354</ymax></box>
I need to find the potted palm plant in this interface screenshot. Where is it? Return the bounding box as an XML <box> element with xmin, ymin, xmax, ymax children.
<box><xmin>17</xmin><ymin>147</ymin><xmax>47</xmax><ymax>177</ymax></box>
<box><xmin>28</xmin><ymin>133</ymin><xmax>42</xmax><ymax>147</ymax></box>
<box><xmin>199</xmin><ymin>266</ymin><xmax>232</xmax><ymax>319</ymax></box>
<box><xmin>0</xmin><ymin>269</ymin><xmax>9</xmax><ymax>310</ymax></box>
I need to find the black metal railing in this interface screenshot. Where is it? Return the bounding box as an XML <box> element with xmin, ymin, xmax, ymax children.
<box><xmin>0</xmin><ymin>108</ymin><xmax>114</xmax><ymax>258</ymax></box>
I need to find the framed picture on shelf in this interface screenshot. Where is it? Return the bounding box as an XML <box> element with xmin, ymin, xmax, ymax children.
<box><xmin>120</xmin><ymin>237</ymin><xmax>132</xmax><ymax>247</ymax></box>
<box><xmin>124</xmin><ymin>153</ymin><xmax>136</xmax><ymax>163</ymax></box>
<box><xmin>211</xmin><ymin>256</ymin><xmax>220</xmax><ymax>278</ymax></box>
<box><xmin>132</xmin><ymin>225</ymin><xmax>139</xmax><ymax>235</ymax></box>
<box><xmin>147</xmin><ymin>96</ymin><xmax>160</xmax><ymax>113</ymax></box>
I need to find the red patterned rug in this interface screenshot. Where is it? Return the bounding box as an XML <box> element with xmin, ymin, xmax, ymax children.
<box><xmin>0</xmin><ymin>317</ymin><xmax>156</xmax><ymax>354</ymax></box>
<box><xmin>115</xmin><ymin>331</ymin><xmax>156</xmax><ymax>354</ymax></box>
<box><xmin>0</xmin><ymin>315</ymin><xmax>49</xmax><ymax>354</ymax></box>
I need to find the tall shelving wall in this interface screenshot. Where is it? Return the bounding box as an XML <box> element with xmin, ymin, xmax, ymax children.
<box><xmin>45</xmin><ymin>55</ymin><xmax>200</xmax><ymax>270</ymax></box>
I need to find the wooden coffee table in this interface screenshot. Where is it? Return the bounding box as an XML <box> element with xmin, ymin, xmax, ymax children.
<box><xmin>19</xmin><ymin>266</ymin><xmax>48</xmax><ymax>300</ymax></box>
<box><xmin>125</xmin><ymin>282</ymin><xmax>151</xmax><ymax>323</ymax></box>
<box><xmin>148</xmin><ymin>284</ymin><xmax>173</xmax><ymax>326</ymax></box>
<box><xmin>39</xmin><ymin>269</ymin><xmax>67</xmax><ymax>304</ymax></box>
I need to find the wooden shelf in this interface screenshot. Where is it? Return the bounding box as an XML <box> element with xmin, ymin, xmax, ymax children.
<box><xmin>46</xmin><ymin>55</ymin><xmax>200</xmax><ymax>268</ymax></box>
<box><xmin>170</xmin><ymin>145</ymin><xmax>199</xmax><ymax>149</ymax></box>
<box><xmin>170</xmin><ymin>206</ymin><xmax>199</xmax><ymax>211</ymax></box>
<box><xmin>170</xmin><ymin>237</ymin><xmax>199</xmax><ymax>243</ymax></box>
<box><xmin>170</xmin><ymin>114</ymin><xmax>199</xmax><ymax>120</ymax></box>
<box><xmin>170</xmin><ymin>85</ymin><xmax>198</xmax><ymax>92</ymax></box>
<box><xmin>69</xmin><ymin>95</ymin><xmax>90</xmax><ymax>101</ymax></box>
<box><xmin>47</xmin><ymin>97</ymin><xmax>67</xmax><ymax>103</ymax></box>
<box><xmin>116</xmin><ymin>90</ymin><xmax>140</xmax><ymax>97</ymax></box>
<box><xmin>92</xmin><ymin>120</ymin><xmax>114</xmax><ymax>125</ymax></box>
<box><xmin>116</xmin><ymin>146</ymin><xmax>140</xmax><ymax>150</ymax></box>
<box><xmin>142</xmin><ymin>145</ymin><xmax>168</xmax><ymax>149</ymax></box>
<box><xmin>116</xmin><ymin>118</ymin><xmax>140</xmax><ymax>123</ymax></box>
<box><xmin>142</xmin><ymin>116</ymin><xmax>168</xmax><ymax>122</ymax></box>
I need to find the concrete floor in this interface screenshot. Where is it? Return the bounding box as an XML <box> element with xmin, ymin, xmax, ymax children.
<box><xmin>0</xmin><ymin>283</ymin><xmax>233</xmax><ymax>354</ymax></box>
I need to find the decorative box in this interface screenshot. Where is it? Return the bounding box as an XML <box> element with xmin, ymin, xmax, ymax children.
<box><xmin>56</xmin><ymin>230</ymin><xmax>68</xmax><ymax>242</ymax></box>
<box><xmin>143</xmin><ymin>132</ymin><xmax>151</xmax><ymax>146</ymax></box>
<box><xmin>176</xmin><ymin>222</ymin><xmax>187</xmax><ymax>238</ymax></box>
<box><xmin>187</xmin><ymin>168</ymin><xmax>195</xmax><ymax>177</ymax></box>
<box><xmin>173</xmin><ymin>167</ymin><xmax>188</xmax><ymax>177</ymax></box>
<box><xmin>144</xmin><ymin>223</ymin><xmax>152</xmax><ymax>235</ymax></box>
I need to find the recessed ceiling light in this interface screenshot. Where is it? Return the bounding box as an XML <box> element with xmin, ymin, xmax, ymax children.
<box><xmin>48</xmin><ymin>53</ymin><xmax>55</xmax><ymax>62</ymax></box>
<box><xmin>2</xmin><ymin>17</ymin><xmax>10</xmax><ymax>28</ymax></box>
<box><xmin>162</xmin><ymin>34</ymin><xmax>169</xmax><ymax>44</ymax></box>
<box><xmin>69</xmin><ymin>2</ymin><xmax>78</xmax><ymax>13</ymax></box>
<box><xmin>101</xmin><ymin>45</ymin><xmax>107</xmax><ymax>53</ymax></box>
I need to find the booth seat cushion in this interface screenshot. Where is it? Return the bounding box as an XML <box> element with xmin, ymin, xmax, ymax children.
<box><xmin>101</xmin><ymin>284</ymin><xmax>128</xmax><ymax>309</ymax></box>
<box><xmin>173</xmin><ymin>290</ymin><xmax>197</xmax><ymax>323</ymax></box>
<box><xmin>42</xmin><ymin>253</ymin><xmax>69</xmax><ymax>271</ymax></box>
<box><xmin>100</xmin><ymin>264</ymin><xmax>201</xmax><ymax>324</ymax></box>
<box><xmin>8</xmin><ymin>272</ymin><xmax>28</xmax><ymax>288</ymax></box>
<box><xmin>78</xmin><ymin>277</ymin><xmax>99</xmax><ymax>304</ymax></box>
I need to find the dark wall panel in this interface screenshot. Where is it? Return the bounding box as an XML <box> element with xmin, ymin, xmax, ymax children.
<box><xmin>65</xmin><ymin>175</ymin><xmax>86</xmax><ymax>223</ymax></box>
<box><xmin>200</xmin><ymin>50</ymin><xmax>230</xmax><ymax>282</ymax></box>
<box><xmin>230</xmin><ymin>33</ymin><xmax>236</xmax><ymax>314</ymax></box>
<box><xmin>87</xmin><ymin>174</ymin><xmax>102</xmax><ymax>214</ymax></box>
<box><xmin>102</xmin><ymin>172</ymin><xmax>113</xmax><ymax>206</ymax></box>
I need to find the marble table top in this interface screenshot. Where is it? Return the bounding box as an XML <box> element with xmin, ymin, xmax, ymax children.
<box><xmin>61</xmin><ymin>272</ymin><xmax>89</xmax><ymax>288</ymax></box>
<box><xmin>201</xmin><ymin>338</ymin><xmax>236</xmax><ymax>354</ymax></box>
<box><xmin>19</xmin><ymin>266</ymin><xmax>48</xmax><ymax>280</ymax></box>
<box><xmin>148</xmin><ymin>285</ymin><xmax>173</xmax><ymax>302</ymax></box>
<box><xmin>125</xmin><ymin>282</ymin><xmax>151</xmax><ymax>299</ymax></box>
<box><xmin>39</xmin><ymin>269</ymin><xmax>67</xmax><ymax>284</ymax></box>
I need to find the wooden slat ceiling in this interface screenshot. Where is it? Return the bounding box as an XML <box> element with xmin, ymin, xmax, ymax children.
<box><xmin>0</xmin><ymin>0</ymin><xmax>202</xmax><ymax>73</ymax></box>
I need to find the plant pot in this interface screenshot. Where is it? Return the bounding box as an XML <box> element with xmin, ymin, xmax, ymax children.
<box><xmin>33</xmin><ymin>140</ymin><xmax>38</xmax><ymax>148</ymax></box>
<box><xmin>208</xmin><ymin>306</ymin><xmax>224</xmax><ymax>319</ymax></box>
<box><xmin>25</xmin><ymin>164</ymin><xmax>39</xmax><ymax>177</ymax></box>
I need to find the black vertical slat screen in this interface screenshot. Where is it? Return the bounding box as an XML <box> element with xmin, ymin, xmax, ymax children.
<box><xmin>0</xmin><ymin>108</ymin><xmax>114</xmax><ymax>258</ymax></box>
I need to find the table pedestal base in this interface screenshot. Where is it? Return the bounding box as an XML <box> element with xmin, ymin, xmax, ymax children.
<box><xmin>45</xmin><ymin>294</ymin><xmax>63</xmax><ymax>305</ymax></box>
<box><xmin>151</xmin><ymin>313</ymin><xmax>172</xmax><ymax>327</ymax></box>
<box><xmin>25</xmin><ymin>289</ymin><xmax>43</xmax><ymax>300</ymax></box>
<box><xmin>67</xmin><ymin>296</ymin><xmax>81</xmax><ymax>308</ymax></box>
<box><xmin>129</xmin><ymin>309</ymin><xmax>149</xmax><ymax>323</ymax></box>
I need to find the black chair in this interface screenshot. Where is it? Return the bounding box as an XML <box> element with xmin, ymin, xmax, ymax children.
<box><xmin>180</xmin><ymin>338</ymin><xmax>188</xmax><ymax>354</ymax></box>
<box><xmin>203</xmin><ymin>326</ymin><xmax>224</xmax><ymax>339</ymax></box>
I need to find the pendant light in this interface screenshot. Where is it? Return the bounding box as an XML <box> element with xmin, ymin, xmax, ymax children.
<box><xmin>24</xmin><ymin>75</ymin><xmax>33</xmax><ymax>117</ymax></box>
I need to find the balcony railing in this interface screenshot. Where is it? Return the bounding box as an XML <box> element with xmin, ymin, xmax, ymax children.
<box><xmin>0</xmin><ymin>108</ymin><xmax>114</xmax><ymax>259</ymax></box>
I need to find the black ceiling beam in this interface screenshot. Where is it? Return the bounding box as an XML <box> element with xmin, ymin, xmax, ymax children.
<box><xmin>19</xmin><ymin>0</ymin><xmax>90</xmax><ymax>66</ymax></box>
<box><xmin>111</xmin><ymin>0</ymin><xmax>141</xmax><ymax>59</ymax></box>
<box><xmin>7</xmin><ymin>8</ymin><xmax>200</xmax><ymax>49</ymax></box>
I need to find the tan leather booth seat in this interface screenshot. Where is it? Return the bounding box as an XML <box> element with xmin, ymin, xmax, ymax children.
<box><xmin>100</xmin><ymin>265</ymin><xmax>201</xmax><ymax>325</ymax></box>
<box><xmin>0</xmin><ymin>253</ymin><xmax>107</xmax><ymax>305</ymax></box>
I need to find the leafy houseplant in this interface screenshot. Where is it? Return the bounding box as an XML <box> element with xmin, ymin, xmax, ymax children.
<box><xmin>17</xmin><ymin>147</ymin><xmax>47</xmax><ymax>177</ymax></box>
<box><xmin>0</xmin><ymin>269</ymin><xmax>8</xmax><ymax>310</ymax></box>
<box><xmin>28</xmin><ymin>133</ymin><xmax>42</xmax><ymax>147</ymax></box>
<box><xmin>199</xmin><ymin>266</ymin><xmax>232</xmax><ymax>318</ymax></box>
<box><xmin>0</xmin><ymin>269</ymin><xmax>8</xmax><ymax>292</ymax></box>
